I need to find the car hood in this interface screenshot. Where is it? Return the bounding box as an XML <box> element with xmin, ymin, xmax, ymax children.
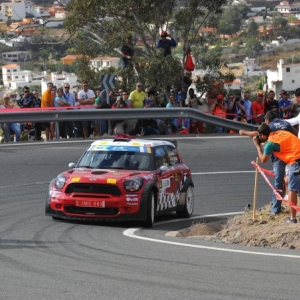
<box><xmin>64</xmin><ymin>168</ymin><xmax>153</xmax><ymax>184</ymax></box>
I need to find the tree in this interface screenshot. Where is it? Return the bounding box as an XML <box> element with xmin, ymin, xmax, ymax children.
<box><xmin>64</xmin><ymin>0</ymin><xmax>228</xmax><ymax>93</ymax></box>
<box><xmin>217</xmin><ymin>6</ymin><xmax>243</xmax><ymax>37</ymax></box>
<box><xmin>247</xmin><ymin>20</ymin><xmax>259</xmax><ymax>38</ymax></box>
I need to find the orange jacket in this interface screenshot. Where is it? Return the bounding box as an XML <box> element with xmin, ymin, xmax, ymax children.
<box><xmin>268</xmin><ymin>131</ymin><xmax>300</xmax><ymax>164</ymax></box>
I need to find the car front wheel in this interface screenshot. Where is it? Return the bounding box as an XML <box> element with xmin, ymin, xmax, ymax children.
<box><xmin>144</xmin><ymin>190</ymin><xmax>155</xmax><ymax>228</ymax></box>
<box><xmin>176</xmin><ymin>185</ymin><xmax>194</xmax><ymax>218</ymax></box>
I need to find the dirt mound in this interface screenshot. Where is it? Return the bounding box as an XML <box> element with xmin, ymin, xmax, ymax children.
<box><xmin>179</xmin><ymin>204</ymin><xmax>300</xmax><ymax>250</ymax></box>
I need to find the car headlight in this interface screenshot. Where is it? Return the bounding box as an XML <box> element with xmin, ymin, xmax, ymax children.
<box><xmin>55</xmin><ymin>174</ymin><xmax>66</xmax><ymax>189</ymax></box>
<box><xmin>124</xmin><ymin>177</ymin><xmax>143</xmax><ymax>192</ymax></box>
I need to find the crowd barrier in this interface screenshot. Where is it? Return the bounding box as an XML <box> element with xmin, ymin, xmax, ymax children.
<box><xmin>251</xmin><ymin>161</ymin><xmax>300</xmax><ymax>219</ymax></box>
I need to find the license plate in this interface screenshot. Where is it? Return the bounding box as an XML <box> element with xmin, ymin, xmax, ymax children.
<box><xmin>75</xmin><ymin>200</ymin><xmax>105</xmax><ymax>207</ymax></box>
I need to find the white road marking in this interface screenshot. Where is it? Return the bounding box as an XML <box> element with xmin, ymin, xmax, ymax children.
<box><xmin>123</xmin><ymin>213</ymin><xmax>300</xmax><ymax>259</ymax></box>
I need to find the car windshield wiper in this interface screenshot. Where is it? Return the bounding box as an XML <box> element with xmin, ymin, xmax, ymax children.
<box><xmin>77</xmin><ymin>165</ymin><xmax>94</xmax><ymax>169</ymax></box>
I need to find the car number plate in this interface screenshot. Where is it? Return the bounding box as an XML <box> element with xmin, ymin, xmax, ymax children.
<box><xmin>75</xmin><ymin>200</ymin><xmax>105</xmax><ymax>208</ymax></box>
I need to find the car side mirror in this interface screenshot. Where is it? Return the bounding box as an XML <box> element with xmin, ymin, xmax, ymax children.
<box><xmin>68</xmin><ymin>162</ymin><xmax>76</xmax><ymax>168</ymax></box>
<box><xmin>159</xmin><ymin>165</ymin><xmax>168</xmax><ymax>174</ymax></box>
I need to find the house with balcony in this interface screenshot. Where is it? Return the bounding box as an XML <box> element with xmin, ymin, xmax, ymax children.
<box><xmin>267</xmin><ymin>59</ymin><xmax>300</xmax><ymax>95</ymax></box>
<box><xmin>89</xmin><ymin>56</ymin><xmax>120</xmax><ymax>71</ymax></box>
<box><xmin>0</xmin><ymin>0</ymin><xmax>26</xmax><ymax>22</ymax></box>
<box><xmin>243</xmin><ymin>57</ymin><xmax>265</xmax><ymax>77</ymax></box>
<box><xmin>275</xmin><ymin>1</ymin><xmax>300</xmax><ymax>15</ymax></box>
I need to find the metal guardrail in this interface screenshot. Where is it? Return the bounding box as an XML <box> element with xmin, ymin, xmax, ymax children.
<box><xmin>0</xmin><ymin>108</ymin><xmax>257</xmax><ymax>132</ymax></box>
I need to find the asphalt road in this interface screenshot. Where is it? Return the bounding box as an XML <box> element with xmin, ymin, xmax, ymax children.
<box><xmin>1</xmin><ymin>136</ymin><xmax>300</xmax><ymax>300</ymax></box>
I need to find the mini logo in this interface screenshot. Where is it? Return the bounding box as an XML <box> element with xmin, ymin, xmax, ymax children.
<box><xmin>89</xmin><ymin>177</ymin><xmax>97</xmax><ymax>181</ymax></box>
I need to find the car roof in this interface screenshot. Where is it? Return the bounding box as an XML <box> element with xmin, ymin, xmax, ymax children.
<box><xmin>91</xmin><ymin>138</ymin><xmax>176</xmax><ymax>148</ymax></box>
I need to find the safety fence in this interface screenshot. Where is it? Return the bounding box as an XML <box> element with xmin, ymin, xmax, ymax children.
<box><xmin>251</xmin><ymin>161</ymin><xmax>300</xmax><ymax>217</ymax></box>
<box><xmin>0</xmin><ymin>106</ymin><xmax>257</xmax><ymax>133</ymax></box>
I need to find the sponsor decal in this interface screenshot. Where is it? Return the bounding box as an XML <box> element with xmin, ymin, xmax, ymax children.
<box><xmin>174</xmin><ymin>172</ymin><xmax>178</xmax><ymax>181</ymax></box>
<box><xmin>127</xmin><ymin>202</ymin><xmax>138</xmax><ymax>206</ymax></box>
<box><xmin>89</xmin><ymin>177</ymin><xmax>97</xmax><ymax>181</ymax></box>
<box><xmin>126</xmin><ymin>197</ymin><xmax>139</xmax><ymax>202</ymax></box>
<box><xmin>107</xmin><ymin>178</ymin><xmax>117</xmax><ymax>184</ymax></box>
<box><xmin>71</xmin><ymin>177</ymin><xmax>80</xmax><ymax>182</ymax></box>
<box><xmin>112</xmin><ymin>172</ymin><xmax>120</xmax><ymax>175</ymax></box>
<box><xmin>131</xmin><ymin>142</ymin><xmax>141</xmax><ymax>146</ymax></box>
<box><xmin>161</xmin><ymin>178</ymin><xmax>170</xmax><ymax>189</ymax></box>
<box><xmin>143</xmin><ymin>174</ymin><xmax>153</xmax><ymax>180</ymax></box>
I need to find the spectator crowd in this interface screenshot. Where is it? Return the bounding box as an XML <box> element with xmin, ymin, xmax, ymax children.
<box><xmin>1</xmin><ymin>77</ymin><xmax>300</xmax><ymax>143</ymax></box>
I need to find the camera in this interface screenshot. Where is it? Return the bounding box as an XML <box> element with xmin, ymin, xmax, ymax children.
<box><xmin>217</xmin><ymin>99</ymin><xmax>222</xmax><ymax>103</ymax></box>
<box><xmin>237</xmin><ymin>117</ymin><xmax>242</xmax><ymax>122</ymax></box>
<box><xmin>293</xmin><ymin>158</ymin><xmax>300</xmax><ymax>175</ymax></box>
<box><xmin>256</xmin><ymin>135</ymin><xmax>262</xmax><ymax>144</ymax></box>
<box><xmin>235</xmin><ymin>96</ymin><xmax>240</xmax><ymax>102</ymax></box>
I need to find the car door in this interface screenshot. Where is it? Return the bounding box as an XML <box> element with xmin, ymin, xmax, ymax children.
<box><xmin>163</xmin><ymin>144</ymin><xmax>183</xmax><ymax>207</ymax></box>
<box><xmin>154</xmin><ymin>146</ymin><xmax>177</xmax><ymax>212</ymax></box>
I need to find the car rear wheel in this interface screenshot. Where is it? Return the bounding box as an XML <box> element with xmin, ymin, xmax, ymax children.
<box><xmin>144</xmin><ymin>191</ymin><xmax>155</xmax><ymax>228</ymax></box>
<box><xmin>176</xmin><ymin>185</ymin><xmax>194</xmax><ymax>218</ymax></box>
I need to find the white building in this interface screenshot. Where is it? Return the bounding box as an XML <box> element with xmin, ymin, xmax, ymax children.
<box><xmin>1</xmin><ymin>63</ymin><xmax>78</xmax><ymax>92</ymax></box>
<box><xmin>89</xmin><ymin>56</ymin><xmax>120</xmax><ymax>71</ymax></box>
<box><xmin>275</xmin><ymin>1</ymin><xmax>300</xmax><ymax>15</ymax></box>
<box><xmin>1</xmin><ymin>50</ymin><xmax>32</xmax><ymax>63</ymax></box>
<box><xmin>243</xmin><ymin>57</ymin><xmax>264</xmax><ymax>77</ymax></box>
<box><xmin>41</xmin><ymin>72</ymin><xmax>78</xmax><ymax>94</ymax></box>
<box><xmin>267</xmin><ymin>59</ymin><xmax>300</xmax><ymax>95</ymax></box>
<box><xmin>0</xmin><ymin>0</ymin><xmax>26</xmax><ymax>22</ymax></box>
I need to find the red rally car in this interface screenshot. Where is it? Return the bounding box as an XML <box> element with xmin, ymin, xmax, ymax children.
<box><xmin>45</xmin><ymin>137</ymin><xmax>194</xmax><ymax>227</ymax></box>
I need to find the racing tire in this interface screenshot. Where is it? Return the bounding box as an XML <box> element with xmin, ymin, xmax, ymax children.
<box><xmin>144</xmin><ymin>190</ymin><xmax>155</xmax><ymax>228</ymax></box>
<box><xmin>176</xmin><ymin>185</ymin><xmax>194</xmax><ymax>218</ymax></box>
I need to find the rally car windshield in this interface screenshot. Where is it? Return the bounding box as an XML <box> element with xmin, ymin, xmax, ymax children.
<box><xmin>77</xmin><ymin>150</ymin><xmax>152</xmax><ymax>171</ymax></box>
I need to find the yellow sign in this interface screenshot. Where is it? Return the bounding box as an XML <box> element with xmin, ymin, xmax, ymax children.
<box><xmin>71</xmin><ymin>177</ymin><xmax>80</xmax><ymax>182</ymax></box>
<box><xmin>107</xmin><ymin>178</ymin><xmax>117</xmax><ymax>184</ymax></box>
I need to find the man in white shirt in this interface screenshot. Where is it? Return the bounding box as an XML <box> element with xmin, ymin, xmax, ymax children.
<box><xmin>286</xmin><ymin>88</ymin><xmax>300</xmax><ymax>138</ymax></box>
<box><xmin>78</xmin><ymin>81</ymin><xmax>96</xmax><ymax>138</ymax></box>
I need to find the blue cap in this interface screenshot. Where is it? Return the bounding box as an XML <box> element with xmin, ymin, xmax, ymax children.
<box><xmin>145</xmin><ymin>99</ymin><xmax>154</xmax><ymax>105</ymax></box>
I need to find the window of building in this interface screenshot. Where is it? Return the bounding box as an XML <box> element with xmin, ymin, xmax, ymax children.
<box><xmin>15</xmin><ymin>76</ymin><xmax>18</xmax><ymax>79</ymax></box>
<box><xmin>286</xmin><ymin>67</ymin><xmax>290</xmax><ymax>72</ymax></box>
<box><xmin>13</xmin><ymin>69</ymin><xmax>17</xmax><ymax>72</ymax></box>
<box><xmin>7</xmin><ymin>69</ymin><xmax>10</xmax><ymax>72</ymax></box>
<box><xmin>292</xmin><ymin>80</ymin><xmax>295</xmax><ymax>83</ymax></box>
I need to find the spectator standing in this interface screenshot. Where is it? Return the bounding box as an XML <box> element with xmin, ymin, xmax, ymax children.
<box><xmin>279</xmin><ymin>90</ymin><xmax>293</xmax><ymax>119</ymax></box>
<box><xmin>229</xmin><ymin>112</ymin><xmax>247</xmax><ymax>134</ymax></box>
<box><xmin>138</xmin><ymin>99</ymin><xmax>160</xmax><ymax>136</ymax></box>
<box><xmin>157</xmin><ymin>31</ymin><xmax>177</xmax><ymax>56</ymax></box>
<box><xmin>120</xmin><ymin>36</ymin><xmax>134</xmax><ymax>87</ymax></box>
<box><xmin>94</xmin><ymin>87</ymin><xmax>109</xmax><ymax>136</ymax></box>
<box><xmin>111</xmin><ymin>96</ymin><xmax>136</xmax><ymax>135</ymax></box>
<box><xmin>243</xmin><ymin>91</ymin><xmax>252</xmax><ymax>124</ymax></box>
<box><xmin>73</xmin><ymin>91</ymin><xmax>83</xmax><ymax>138</ymax></box>
<box><xmin>183</xmin><ymin>70</ymin><xmax>193</xmax><ymax>89</ymax></box>
<box><xmin>129</xmin><ymin>82</ymin><xmax>147</xmax><ymax>108</ymax></box>
<box><xmin>251</xmin><ymin>92</ymin><xmax>265</xmax><ymax>125</ymax></box>
<box><xmin>62</xmin><ymin>83</ymin><xmax>76</xmax><ymax>138</ymax></box>
<box><xmin>54</xmin><ymin>87</ymin><xmax>71</xmax><ymax>138</ymax></box>
<box><xmin>186</xmin><ymin>88</ymin><xmax>205</xmax><ymax>133</ymax></box>
<box><xmin>286</xmin><ymin>88</ymin><xmax>300</xmax><ymax>137</ymax></box>
<box><xmin>78</xmin><ymin>81</ymin><xmax>96</xmax><ymax>138</ymax></box>
<box><xmin>264</xmin><ymin>90</ymin><xmax>279</xmax><ymax>116</ymax></box>
<box><xmin>226</xmin><ymin>93</ymin><xmax>235</xmax><ymax>121</ymax></box>
<box><xmin>0</xmin><ymin>94</ymin><xmax>21</xmax><ymax>142</ymax></box>
<box><xmin>210</xmin><ymin>94</ymin><xmax>227</xmax><ymax>133</ymax></box>
<box><xmin>41</xmin><ymin>82</ymin><xmax>55</xmax><ymax>141</ymax></box>
<box><xmin>32</xmin><ymin>90</ymin><xmax>42</xmax><ymax>140</ymax></box>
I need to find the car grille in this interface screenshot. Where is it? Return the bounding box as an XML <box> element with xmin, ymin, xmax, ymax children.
<box><xmin>65</xmin><ymin>183</ymin><xmax>121</xmax><ymax>196</ymax></box>
<box><xmin>64</xmin><ymin>205</ymin><xmax>119</xmax><ymax>215</ymax></box>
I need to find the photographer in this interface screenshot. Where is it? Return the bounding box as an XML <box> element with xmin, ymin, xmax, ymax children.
<box><xmin>240</xmin><ymin>111</ymin><xmax>295</xmax><ymax>214</ymax></box>
<box><xmin>227</xmin><ymin>92</ymin><xmax>246</xmax><ymax>119</ymax></box>
<box><xmin>253</xmin><ymin>123</ymin><xmax>300</xmax><ymax>223</ymax></box>
<box><xmin>229</xmin><ymin>112</ymin><xmax>247</xmax><ymax>134</ymax></box>
<box><xmin>210</xmin><ymin>94</ymin><xmax>227</xmax><ymax>133</ymax></box>
<box><xmin>112</xmin><ymin>95</ymin><xmax>136</xmax><ymax>135</ymax></box>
